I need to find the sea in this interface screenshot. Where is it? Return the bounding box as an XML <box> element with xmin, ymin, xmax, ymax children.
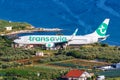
<box><xmin>0</xmin><ymin>0</ymin><xmax>120</xmax><ymax>45</ymax></box>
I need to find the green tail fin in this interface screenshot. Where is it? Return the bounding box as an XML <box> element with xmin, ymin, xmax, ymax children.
<box><xmin>95</xmin><ymin>18</ymin><xmax>110</xmax><ymax>36</ymax></box>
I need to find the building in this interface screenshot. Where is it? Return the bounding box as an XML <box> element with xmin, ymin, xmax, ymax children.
<box><xmin>97</xmin><ymin>75</ymin><xmax>105</xmax><ymax>80</ymax></box>
<box><xmin>98</xmin><ymin>66</ymin><xmax>114</xmax><ymax>71</ymax></box>
<box><xmin>36</xmin><ymin>52</ymin><xmax>44</xmax><ymax>56</ymax></box>
<box><xmin>5</xmin><ymin>26</ymin><xmax>12</xmax><ymax>31</ymax></box>
<box><xmin>63</xmin><ymin>69</ymin><xmax>91</xmax><ymax>80</ymax></box>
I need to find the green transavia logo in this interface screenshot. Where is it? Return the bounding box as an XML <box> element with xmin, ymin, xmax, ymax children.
<box><xmin>96</xmin><ymin>23</ymin><xmax>108</xmax><ymax>36</ymax></box>
<box><xmin>29</xmin><ymin>36</ymin><xmax>67</xmax><ymax>42</ymax></box>
<box><xmin>48</xmin><ymin>44</ymin><xmax>51</xmax><ymax>47</ymax></box>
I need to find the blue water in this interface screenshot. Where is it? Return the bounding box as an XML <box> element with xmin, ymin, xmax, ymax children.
<box><xmin>0</xmin><ymin>0</ymin><xmax>120</xmax><ymax>45</ymax></box>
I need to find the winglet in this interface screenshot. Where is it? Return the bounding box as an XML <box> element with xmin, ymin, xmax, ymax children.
<box><xmin>72</xmin><ymin>28</ymin><xmax>78</xmax><ymax>36</ymax></box>
<box><xmin>69</xmin><ymin>28</ymin><xmax>78</xmax><ymax>41</ymax></box>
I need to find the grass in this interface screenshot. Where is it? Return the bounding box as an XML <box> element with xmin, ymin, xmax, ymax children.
<box><xmin>0</xmin><ymin>64</ymin><xmax>68</xmax><ymax>79</ymax></box>
<box><xmin>97</xmin><ymin>69</ymin><xmax>120</xmax><ymax>78</ymax></box>
<box><xmin>49</xmin><ymin>59</ymin><xmax>109</xmax><ymax>69</ymax></box>
<box><xmin>106</xmin><ymin>77</ymin><xmax>120</xmax><ymax>80</ymax></box>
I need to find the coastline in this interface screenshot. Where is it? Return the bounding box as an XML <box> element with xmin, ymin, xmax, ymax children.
<box><xmin>0</xmin><ymin>19</ymin><xmax>63</xmax><ymax>36</ymax></box>
<box><xmin>4</xmin><ymin>28</ymin><xmax>62</xmax><ymax>35</ymax></box>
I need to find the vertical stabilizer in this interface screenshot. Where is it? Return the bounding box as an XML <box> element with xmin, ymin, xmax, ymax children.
<box><xmin>95</xmin><ymin>18</ymin><xmax>110</xmax><ymax>37</ymax></box>
<box><xmin>86</xmin><ymin>18</ymin><xmax>110</xmax><ymax>37</ymax></box>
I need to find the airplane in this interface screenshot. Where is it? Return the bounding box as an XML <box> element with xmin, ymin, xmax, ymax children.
<box><xmin>14</xmin><ymin>18</ymin><xmax>110</xmax><ymax>49</ymax></box>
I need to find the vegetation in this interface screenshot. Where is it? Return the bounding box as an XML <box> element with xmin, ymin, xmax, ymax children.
<box><xmin>64</xmin><ymin>43</ymin><xmax>120</xmax><ymax>63</ymax></box>
<box><xmin>0</xmin><ymin>66</ymin><xmax>68</xmax><ymax>80</ymax></box>
<box><xmin>0</xmin><ymin>35</ymin><xmax>14</xmax><ymax>46</ymax></box>
<box><xmin>50</xmin><ymin>59</ymin><xmax>109</xmax><ymax>69</ymax></box>
<box><xmin>97</xmin><ymin>69</ymin><xmax>120</xmax><ymax>78</ymax></box>
<box><xmin>0</xmin><ymin>34</ymin><xmax>120</xmax><ymax>79</ymax></box>
<box><xmin>39</xmin><ymin>55</ymin><xmax>73</xmax><ymax>63</ymax></box>
<box><xmin>0</xmin><ymin>47</ymin><xmax>35</xmax><ymax>62</ymax></box>
<box><xmin>0</xmin><ymin>36</ymin><xmax>35</xmax><ymax>69</ymax></box>
<box><xmin>51</xmin><ymin>62</ymin><xmax>87</xmax><ymax>69</ymax></box>
<box><xmin>106</xmin><ymin>77</ymin><xmax>120</xmax><ymax>80</ymax></box>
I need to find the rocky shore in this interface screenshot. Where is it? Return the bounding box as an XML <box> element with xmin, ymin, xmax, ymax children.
<box><xmin>5</xmin><ymin>28</ymin><xmax>62</xmax><ymax>35</ymax></box>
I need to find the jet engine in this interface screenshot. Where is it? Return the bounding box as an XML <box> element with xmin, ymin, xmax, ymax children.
<box><xmin>45</xmin><ymin>43</ymin><xmax>55</xmax><ymax>48</ymax></box>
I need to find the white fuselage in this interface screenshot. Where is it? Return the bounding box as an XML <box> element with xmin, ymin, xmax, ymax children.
<box><xmin>13</xmin><ymin>18</ymin><xmax>110</xmax><ymax>48</ymax></box>
<box><xmin>14</xmin><ymin>35</ymin><xmax>98</xmax><ymax>45</ymax></box>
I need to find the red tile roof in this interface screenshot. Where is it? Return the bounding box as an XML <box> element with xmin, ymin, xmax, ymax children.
<box><xmin>65</xmin><ymin>69</ymin><xmax>85</xmax><ymax>78</ymax></box>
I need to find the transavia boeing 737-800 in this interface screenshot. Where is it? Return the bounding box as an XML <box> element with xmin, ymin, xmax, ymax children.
<box><xmin>14</xmin><ymin>18</ymin><xmax>110</xmax><ymax>49</ymax></box>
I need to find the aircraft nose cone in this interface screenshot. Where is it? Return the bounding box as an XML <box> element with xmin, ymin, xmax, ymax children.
<box><xmin>14</xmin><ymin>39</ymin><xmax>19</xmax><ymax>43</ymax></box>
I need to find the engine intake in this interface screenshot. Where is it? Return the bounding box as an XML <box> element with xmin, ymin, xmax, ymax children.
<box><xmin>45</xmin><ymin>43</ymin><xmax>55</xmax><ymax>48</ymax></box>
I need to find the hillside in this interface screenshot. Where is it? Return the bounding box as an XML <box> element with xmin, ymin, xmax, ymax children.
<box><xmin>0</xmin><ymin>36</ymin><xmax>120</xmax><ymax>79</ymax></box>
<box><xmin>0</xmin><ymin>20</ymin><xmax>33</xmax><ymax>34</ymax></box>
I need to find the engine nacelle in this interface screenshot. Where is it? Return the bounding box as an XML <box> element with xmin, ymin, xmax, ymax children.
<box><xmin>45</xmin><ymin>43</ymin><xmax>55</xmax><ymax>48</ymax></box>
